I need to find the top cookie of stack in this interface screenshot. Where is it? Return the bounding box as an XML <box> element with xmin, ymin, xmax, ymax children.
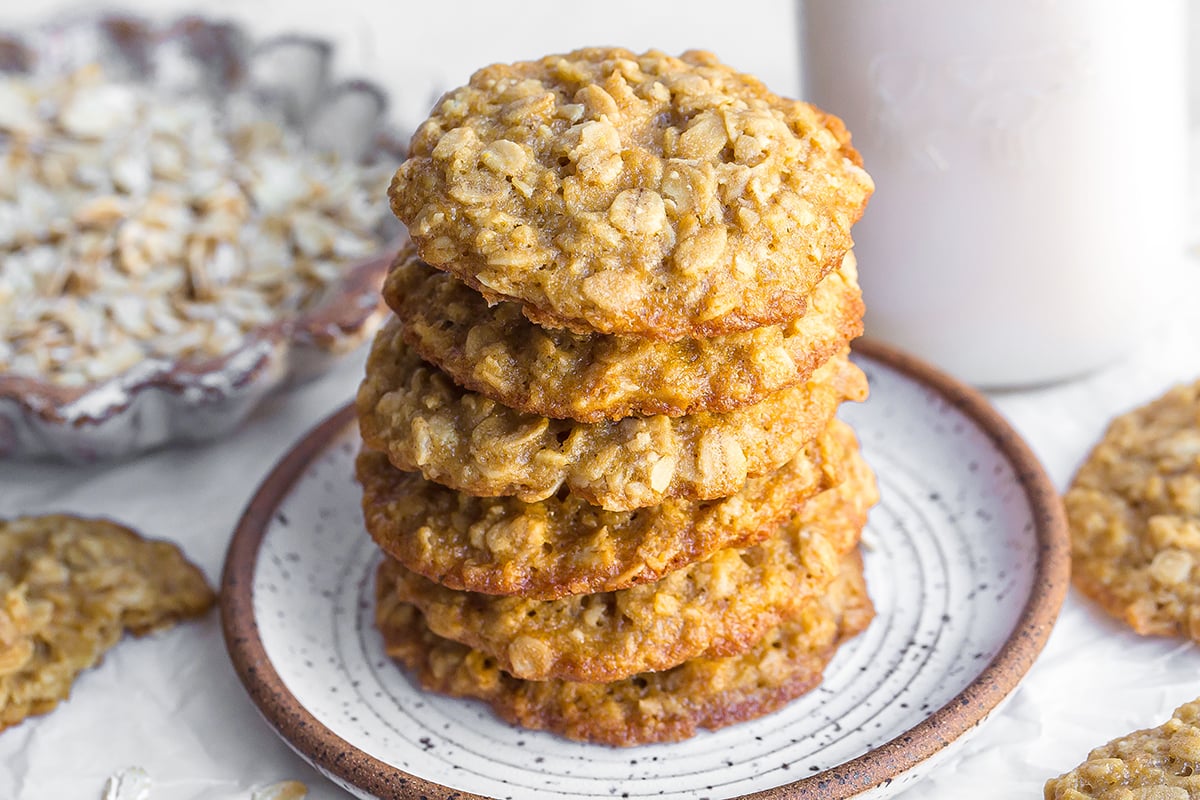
<box><xmin>391</xmin><ymin>48</ymin><xmax>872</xmax><ymax>341</ymax></box>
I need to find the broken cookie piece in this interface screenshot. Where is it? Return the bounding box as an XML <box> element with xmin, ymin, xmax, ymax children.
<box><xmin>0</xmin><ymin>514</ymin><xmax>215</xmax><ymax>730</ymax></box>
<box><xmin>1045</xmin><ymin>697</ymin><xmax>1200</xmax><ymax>799</ymax></box>
<box><xmin>1065</xmin><ymin>380</ymin><xmax>1200</xmax><ymax>642</ymax></box>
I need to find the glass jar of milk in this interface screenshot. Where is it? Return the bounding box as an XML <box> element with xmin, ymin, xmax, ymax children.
<box><xmin>802</xmin><ymin>1</ymin><xmax>1187</xmax><ymax>387</ymax></box>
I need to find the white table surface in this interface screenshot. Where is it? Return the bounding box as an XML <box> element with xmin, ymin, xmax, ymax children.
<box><xmin>3</xmin><ymin>2</ymin><xmax>1200</xmax><ymax>797</ymax></box>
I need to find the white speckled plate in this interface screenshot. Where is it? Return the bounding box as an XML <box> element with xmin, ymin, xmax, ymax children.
<box><xmin>221</xmin><ymin>341</ymin><xmax>1068</xmax><ymax>800</ymax></box>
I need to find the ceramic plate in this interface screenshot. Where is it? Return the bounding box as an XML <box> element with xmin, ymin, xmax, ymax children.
<box><xmin>221</xmin><ymin>341</ymin><xmax>1068</xmax><ymax>800</ymax></box>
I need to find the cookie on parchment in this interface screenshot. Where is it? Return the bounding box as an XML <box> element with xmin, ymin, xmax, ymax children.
<box><xmin>374</xmin><ymin>449</ymin><xmax>876</xmax><ymax>683</ymax></box>
<box><xmin>357</xmin><ymin>321</ymin><xmax>867</xmax><ymax>511</ymax></box>
<box><xmin>390</xmin><ymin>48</ymin><xmax>873</xmax><ymax>340</ymax></box>
<box><xmin>377</xmin><ymin>549</ymin><xmax>873</xmax><ymax>746</ymax></box>
<box><xmin>1044</xmin><ymin>697</ymin><xmax>1200</xmax><ymax>799</ymax></box>
<box><xmin>382</xmin><ymin>246</ymin><xmax>863</xmax><ymax>422</ymax></box>
<box><xmin>0</xmin><ymin>515</ymin><xmax>214</xmax><ymax>730</ymax></box>
<box><xmin>357</xmin><ymin>419</ymin><xmax>857</xmax><ymax>599</ymax></box>
<box><xmin>1065</xmin><ymin>381</ymin><xmax>1200</xmax><ymax>642</ymax></box>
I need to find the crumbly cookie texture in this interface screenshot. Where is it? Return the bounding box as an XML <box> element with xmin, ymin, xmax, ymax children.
<box><xmin>357</xmin><ymin>321</ymin><xmax>866</xmax><ymax>511</ymax></box>
<box><xmin>0</xmin><ymin>515</ymin><xmax>215</xmax><ymax>730</ymax></box>
<box><xmin>378</xmin><ymin>549</ymin><xmax>872</xmax><ymax>746</ymax></box>
<box><xmin>375</xmin><ymin>449</ymin><xmax>875</xmax><ymax>682</ymax></box>
<box><xmin>358</xmin><ymin>419</ymin><xmax>856</xmax><ymax>599</ymax></box>
<box><xmin>1065</xmin><ymin>381</ymin><xmax>1200</xmax><ymax>642</ymax></box>
<box><xmin>383</xmin><ymin>245</ymin><xmax>863</xmax><ymax>421</ymax></box>
<box><xmin>1044</xmin><ymin>698</ymin><xmax>1200</xmax><ymax>799</ymax></box>
<box><xmin>390</xmin><ymin>48</ymin><xmax>873</xmax><ymax>339</ymax></box>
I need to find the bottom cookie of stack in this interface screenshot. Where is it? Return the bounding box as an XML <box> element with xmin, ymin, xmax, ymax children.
<box><xmin>376</xmin><ymin>550</ymin><xmax>873</xmax><ymax>747</ymax></box>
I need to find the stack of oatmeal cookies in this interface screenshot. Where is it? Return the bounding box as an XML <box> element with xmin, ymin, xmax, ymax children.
<box><xmin>355</xmin><ymin>48</ymin><xmax>876</xmax><ymax>745</ymax></box>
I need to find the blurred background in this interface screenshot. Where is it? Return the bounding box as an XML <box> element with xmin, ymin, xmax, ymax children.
<box><xmin>0</xmin><ymin>0</ymin><xmax>806</xmax><ymax>134</ymax></box>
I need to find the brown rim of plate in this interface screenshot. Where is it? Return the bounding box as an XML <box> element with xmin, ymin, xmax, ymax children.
<box><xmin>219</xmin><ymin>337</ymin><xmax>1070</xmax><ymax>800</ymax></box>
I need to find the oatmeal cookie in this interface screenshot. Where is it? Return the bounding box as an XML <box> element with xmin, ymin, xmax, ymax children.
<box><xmin>357</xmin><ymin>322</ymin><xmax>866</xmax><ymax>511</ymax></box>
<box><xmin>377</xmin><ymin>550</ymin><xmax>873</xmax><ymax>746</ymax></box>
<box><xmin>382</xmin><ymin>246</ymin><xmax>863</xmax><ymax>421</ymax></box>
<box><xmin>0</xmin><ymin>515</ymin><xmax>215</xmax><ymax>730</ymax></box>
<box><xmin>1065</xmin><ymin>381</ymin><xmax>1200</xmax><ymax>641</ymax></box>
<box><xmin>375</xmin><ymin>452</ymin><xmax>875</xmax><ymax>682</ymax></box>
<box><xmin>389</xmin><ymin>48</ymin><xmax>873</xmax><ymax>339</ymax></box>
<box><xmin>1044</xmin><ymin>697</ymin><xmax>1200</xmax><ymax>799</ymax></box>
<box><xmin>358</xmin><ymin>419</ymin><xmax>857</xmax><ymax>598</ymax></box>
